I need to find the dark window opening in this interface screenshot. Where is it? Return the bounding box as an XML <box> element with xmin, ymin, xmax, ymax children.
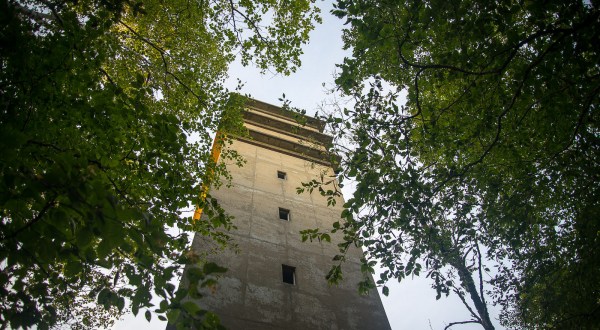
<box><xmin>279</xmin><ymin>208</ymin><xmax>290</xmax><ymax>221</ymax></box>
<box><xmin>282</xmin><ymin>265</ymin><xmax>295</xmax><ymax>284</ymax></box>
<box><xmin>277</xmin><ymin>171</ymin><xmax>287</xmax><ymax>180</ymax></box>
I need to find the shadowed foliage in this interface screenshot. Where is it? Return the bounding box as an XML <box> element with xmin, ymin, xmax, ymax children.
<box><xmin>301</xmin><ymin>1</ymin><xmax>599</xmax><ymax>329</ymax></box>
<box><xmin>0</xmin><ymin>0</ymin><xmax>320</xmax><ymax>328</ymax></box>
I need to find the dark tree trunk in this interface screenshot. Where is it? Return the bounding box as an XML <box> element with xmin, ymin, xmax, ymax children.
<box><xmin>450</xmin><ymin>259</ymin><xmax>495</xmax><ymax>330</ymax></box>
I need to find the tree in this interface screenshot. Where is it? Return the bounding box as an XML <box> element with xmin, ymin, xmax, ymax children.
<box><xmin>304</xmin><ymin>1</ymin><xmax>599</xmax><ymax>329</ymax></box>
<box><xmin>0</xmin><ymin>0</ymin><xmax>320</xmax><ymax>328</ymax></box>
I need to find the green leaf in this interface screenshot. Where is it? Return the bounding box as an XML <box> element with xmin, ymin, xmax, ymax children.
<box><xmin>117</xmin><ymin>297</ymin><xmax>125</xmax><ymax>312</ymax></box>
<box><xmin>203</xmin><ymin>262</ymin><xmax>228</xmax><ymax>275</ymax></box>
<box><xmin>166</xmin><ymin>309</ymin><xmax>181</xmax><ymax>323</ymax></box>
<box><xmin>97</xmin><ymin>288</ymin><xmax>110</xmax><ymax>305</ymax></box>
<box><xmin>182</xmin><ymin>301</ymin><xmax>200</xmax><ymax>315</ymax></box>
<box><xmin>75</xmin><ymin>227</ymin><xmax>94</xmax><ymax>249</ymax></box>
<box><xmin>132</xmin><ymin>303</ymin><xmax>139</xmax><ymax>317</ymax></box>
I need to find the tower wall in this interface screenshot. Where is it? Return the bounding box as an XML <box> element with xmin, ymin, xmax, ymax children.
<box><xmin>188</xmin><ymin>100</ymin><xmax>391</xmax><ymax>329</ymax></box>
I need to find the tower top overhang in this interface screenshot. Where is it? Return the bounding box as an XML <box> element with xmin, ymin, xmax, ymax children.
<box><xmin>237</xmin><ymin>98</ymin><xmax>337</xmax><ymax>167</ymax></box>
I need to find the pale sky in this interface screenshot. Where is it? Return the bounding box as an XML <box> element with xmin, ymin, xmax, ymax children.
<box><xmin>113</xmin><ymin>1</ymin><xmax>503</xmax><ymax>329</ymax></box>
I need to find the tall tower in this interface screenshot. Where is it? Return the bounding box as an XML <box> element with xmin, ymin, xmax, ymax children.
<box><xmin>189</xmin><ymin>99</ymin><xmax>391</xmax><ymax>329</ymax></box>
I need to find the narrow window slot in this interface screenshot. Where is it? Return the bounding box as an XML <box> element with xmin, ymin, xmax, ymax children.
<box><xmin>282</xmin><ymin>265</ymin><xmax>296</xmax><ymax>284</ymax></box>
<box><xmin>279</xmin><ymin>208</ymin><xmax>290</xmax><ymax>221</ymax></box>
<box><xmin>277</xmin><ymin>171</ymin><xmax>287</xmax><ymax>180</ymax></box>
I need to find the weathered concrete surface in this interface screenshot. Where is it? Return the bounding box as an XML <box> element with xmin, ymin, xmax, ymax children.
<box><xmin>185</xmin><ymin>101</ymin><xmax>391</xmax><ymax>330</ymax></box>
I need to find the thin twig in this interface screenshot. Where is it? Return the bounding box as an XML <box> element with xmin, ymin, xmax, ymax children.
<box><xmin>117</xmin><ymin>20</ymin><xmax>206</xmax><ymax>105</ymax></box>
<box><xmin>453</xmin><ymin>287</ymin><xmax>481</xmax><ymax>322</ymax></box>
<box><xmin>444</xmin><ymin>320</ymin><xmax>481</xmax><ymax>330</ymax></box>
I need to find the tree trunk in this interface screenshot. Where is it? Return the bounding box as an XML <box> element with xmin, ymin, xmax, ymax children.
<box><xmin>451</xmin><ymin>259</ymin><xmax>495</xmax><ymax>330</ymax></box>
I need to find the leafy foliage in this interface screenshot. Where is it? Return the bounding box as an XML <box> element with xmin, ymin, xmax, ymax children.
<box><xmin>0</xmin><ymin>0</ymin><xmax>319</xmax><ymax>328</ymax></box>
<box><xmin>307</xmin><ymin>1</ymin><xmax>600</xmax><ymax>329</ymax></box>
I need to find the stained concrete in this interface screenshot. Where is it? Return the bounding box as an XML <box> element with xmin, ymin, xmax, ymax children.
<box><xmin>185</xmin><ymin>100</ymin><xmax>391</xmax><ymax>330</ymax></box>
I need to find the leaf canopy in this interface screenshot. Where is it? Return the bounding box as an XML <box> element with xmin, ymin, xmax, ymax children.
<box><xmin>0</xmin><ymin>0</ymin><xmax>320</xmax><ymax>328</ymax></box>
<box><xmin>321</xmin><ymin>0</ymin><xmax>600</xmax><ymax>328</ymax></box>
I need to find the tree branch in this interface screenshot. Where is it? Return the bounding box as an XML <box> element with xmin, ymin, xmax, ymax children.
<box><xmin>432</xmin><ymin>30</ymin><xmax>568</xmax><ymax>194</ymax></box>
<box><xmin>2</xmin><ymin>195</ymin><xmax>57</xmax><ymax>241</ymax></box>
<box><xmin>556</xmin><ymin>82</ymin><xmax>600</xmax><ymax>157</ymax></box>
<box><xmin>227</xmin><ymin>0</ymin><xmax>267</xmax><ymax>43</ymax></box>
<box><xmin>475</xmin><ymin>242</ymin><xmax>487</xmax><ymax>310</ymax></box>
<box><xmin>452</xmin><ymin>258</ymin><xmax>495</xmax><ymax>330</ymax></box>
<box><xmin>99</xmin><ymin>67</ymin><xmax>118</xmax><ymax>88</ymax></box>
<box><xmin>453</xmin><ymin>287</ymin><xmax>481</xmax><ymax>323</ymax></box>
<box><xmin>444</xmin><ymin>320</ymin><xmax>481</xmax><ymax>330</ymax></box>
<box><xmin>117</xmin><ymin>20</ymin><xmax>206</xmax><ymax>105</ymax></box>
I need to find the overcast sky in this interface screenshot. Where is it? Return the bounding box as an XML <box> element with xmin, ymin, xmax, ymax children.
<box><xmin>113</xmin><ymin>1</ymin><xmax>503</xmax><ymax>329</ymax></box>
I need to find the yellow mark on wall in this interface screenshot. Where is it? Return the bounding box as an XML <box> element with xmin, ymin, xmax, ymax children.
<box><xmin>193</xmin><ymin>131</ymin><xmax>224</xmax><ymax>221</ymax></box>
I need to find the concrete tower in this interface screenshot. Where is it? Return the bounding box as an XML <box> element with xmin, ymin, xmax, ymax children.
<box><xmin>188</xmin><ymin>100</ymin><xmax>391</xmax><ymax>329</ymax></box>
